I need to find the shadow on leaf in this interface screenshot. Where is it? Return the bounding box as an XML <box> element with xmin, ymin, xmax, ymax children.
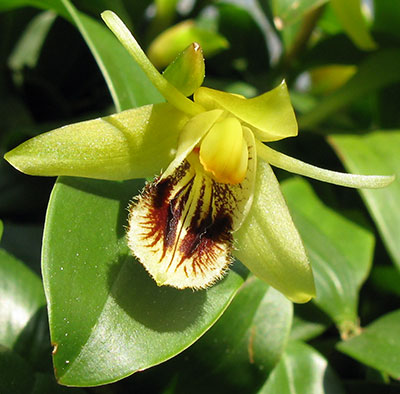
<box><xmin>107</xmin><ymin>254</ymin><xmax>207</xmax><ymax>332</ymax></box>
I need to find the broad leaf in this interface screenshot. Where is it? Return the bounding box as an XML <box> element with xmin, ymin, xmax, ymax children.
<box><xmin>337</xmin><ymin>309</ymin><xmax>400</xmax><ymax>378</ymax></box>
<box><xmin>172</xmin><ymin>278</ymin><xmax>292</xmax><ymax>393</ymax></box>
<box><xmin>258</xmin><ymin>341</ymin><xmax>345</xmax><ymax>394</ymax></box>
<box><xmin>329</xmin><ymin>131</ymin><xmax>400</xmax><ymax>270</ymax></box>
<box><xmin>281</xmin><ymin>177</ymin><xmax>374</xmax><ymax>332</ymax></box>
<box><xmin>299</xmin><ymin>49</ymin><xmax>400</xmax><ymax>129</ymax></box>
<box><xmin>0</xmin><ymin>248</ymin><xmax>45</xmax><ymax>349</ymax></box>
<box><xmin>43</xmin><ymin>177</ymin><xmax>246</xmax><ymax>386</ymax></box>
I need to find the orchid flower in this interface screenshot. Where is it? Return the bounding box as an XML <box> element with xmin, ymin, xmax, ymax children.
<box><xmin>4</xmin><ymin>11</ymin><xmax>394</xmax><ymax>304</ymax></box>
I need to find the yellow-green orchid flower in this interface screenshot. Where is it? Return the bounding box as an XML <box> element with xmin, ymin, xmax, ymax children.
<box><xmin>4</xmin><ymin>11</ymin><xmax>394</xmax><ymax>304</ymax></box>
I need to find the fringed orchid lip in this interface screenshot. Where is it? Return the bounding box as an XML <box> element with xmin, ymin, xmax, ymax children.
<box><xmin>127</xmin><ymin>127</ymin><xmax>256</xmax><ymax>289</ymax></box>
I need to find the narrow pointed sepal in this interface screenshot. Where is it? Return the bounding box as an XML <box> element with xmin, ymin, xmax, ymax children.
<box><xmin>163</xmin><ymin>43</ymin><xmax>205</xmax><ymax>97</ymax></box>
<box><xmin>127</xmin><ymin>131</ymin><xmax>256</xmax><ymax>290</ymax></box>
<box><xmin>257</xmin><ymin>141</ymin><xmax>395</xmax><ymax>188</ymax></box>
<box><xmin>4</xmin><ymin>103</ymin><xmax>188</xmax><ymax>180</ymax></box>
<box><xmin>234</xmin><ymin>160</ymin><xmax>316</xmax><ymax>303</ymax></box>
<box><xmin>194</xmin><ymin>80</ymin><xmax>298</xmax><ymax>142</ymax></box>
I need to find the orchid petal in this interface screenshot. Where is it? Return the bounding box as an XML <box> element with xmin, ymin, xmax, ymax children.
<box><xmin>257</xmin><ymin>141</ymin><xmax>395</xmax><ymax>188</ymax></box>
<box><xmin>163</xmin><ymin>43</ymin><xmax>205</xmax><ymax>97</ymax></box>
<box><xmin>161</xmin><ymin>109</ymin><xmax>224</xmax><ymax>179</ymax></box>
<box><xmin>194</xmin><ymin>80</ymin><xmax>298</xmax><ymax>142</ymax></box>
<box><xmin>234</xmin><ymin>160</ymin><xmax>316</xmax><ymax>303</ymax></box>
<box><xmin>5</xmin><ymin>103</ymin><xmax>188</xmax><ymax>180</ymax></box>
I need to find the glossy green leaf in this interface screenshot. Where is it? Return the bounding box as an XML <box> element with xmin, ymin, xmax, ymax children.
<box><xmin>163</xmin><ymin>43</ymin><xmax>205</xmax><ymax>97</ymax></box>
<box><xmin>330</xmin><ymin>0</ymin><xmax>376</xmax><ymax>50</ymax></box>
<box><xmin>258</xmin><ymin>341</ymin><xmax>345</xmax><ymax>394</ymax></box>
<box><xmin>5</xmin><ymin>103</ymin><xmax>187</xmax><ymax>180</ymax></box>
<box><xmin>147</xmin><ymin>20</ymin><xmax>229</xmax><ymax>69</ymax></box>
<box><xmin>173</xmin><ymin>278</ymin><xmax>292</xmax><ymax>393</ymax></box>
<box><xmin>0</xmin><ymin>220</ymin><xmax>3</xmax><ymax>240</ymax></box>
<box><xmin>299</xmin><ymin>49</ymin><xmax>400</xmax><ymax>129</ymax></box>
<box><xmin>281</xmin><ymin>177</ymin><xmax>374</xmax><ymax>331</ymax></box>
<box><xmin>0</xmin><ymin>0</ymin><xmax>163</xmax><ymax>111</ymax></box>
<box><xmin>271</xmin><ymin>0</ymin><xmax>328</xmax><ymax>27</ymax></box>
<box><xmin>0</xmin><ymin>248</ymin><xmax>45</xmax><ymax>349</ymax></box>
<box><xmin>337</xmin><ymin>309</ymin><xmax>400</xmax><ymax>378</ymax></box>
<box><xmin>43</xmin><ymin>177</ymin><xmax>246</xmax><ymax>386</ymax></box>
<box><xmin>329</xmin><ymin>131</ymin><xmax>400</xmax><ymax>270</ymax></box>
<box><xmin>235</xmin><ymin>161</ymin><xmax>315</xmax><ymax>304</ymax></box>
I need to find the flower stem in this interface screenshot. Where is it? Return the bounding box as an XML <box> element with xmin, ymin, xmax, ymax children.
<box><xmin>101</xmin><ymin>10</ymin><xmax>203</xmax><ymax>116</ymax></box>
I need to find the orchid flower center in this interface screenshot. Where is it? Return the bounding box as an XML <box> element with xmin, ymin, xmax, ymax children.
<box><xmin>199</xmin><ymin>116</ymin><xmax>248</xmax><ymax>184</ymax></box>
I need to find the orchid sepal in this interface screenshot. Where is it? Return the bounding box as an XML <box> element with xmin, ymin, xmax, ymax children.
<box><xmin>234</xmin><ymin>160</ymin><xmax>316</xmax><ymax>303</ymax></box>
<box><xmin>4</xmin><ymin>103</ymin><xmax>188</xmax><ymax>180</ymax></box>
<box><xmin>194</xmin><ymin>80</ymin><xmax>298</xmax><ymax>142</ymax></box>
<box><xmin>257</xmin><ymin>141</ymin><xmax>395</xmax><ymax>189</ymax></box>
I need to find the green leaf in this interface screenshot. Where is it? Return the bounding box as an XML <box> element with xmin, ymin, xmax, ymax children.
<box><xmin>271</xmin><ymin>0</ymin><xmax>328</xmax><ymax>27</ymax></box>
<box><xmin>281</xmin><ymin>177</ymin><xmax>374</xmax><ymax>331</ymax></box>
<box><xmin>329</xmin><ymin>131</ymin><xmax>400</xmax><ymax>270</ymax></box>
<box><xmin>330</xmin><ymin>0</ymin><xmax>376</xmax><ymax>50</ymax></box>
<box><xmin>299</xmin><ymin>49</ymin><xmax>400</xmax><ymax>129</ymax></box>
<box><xmin>5</xmin><ymin>103</ymin><xmax>187</xmax><ymax>181</ymax></box>
<box><xmin>173</xmin><ymin>278</ymin><xmax>292</xmax><ymax>393</ymax></box>
<box><xmin>43</xmin><ymin>177</ymin><xmax>246</xmax><ymax>386</ymax></box>
<box><xmin>337</xmin><ymin>309</ymin><xmax>400</xmax><ymax>378</ymax></box>
<box><xmin>0</xmin><ymin>248</ymin><xmax>45</xmax><ymax>349</ymax></box>
<box><xmin>258</xmin><ymin>341</ymin><xmax>345</xmax><ymax>394</ymax></box>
